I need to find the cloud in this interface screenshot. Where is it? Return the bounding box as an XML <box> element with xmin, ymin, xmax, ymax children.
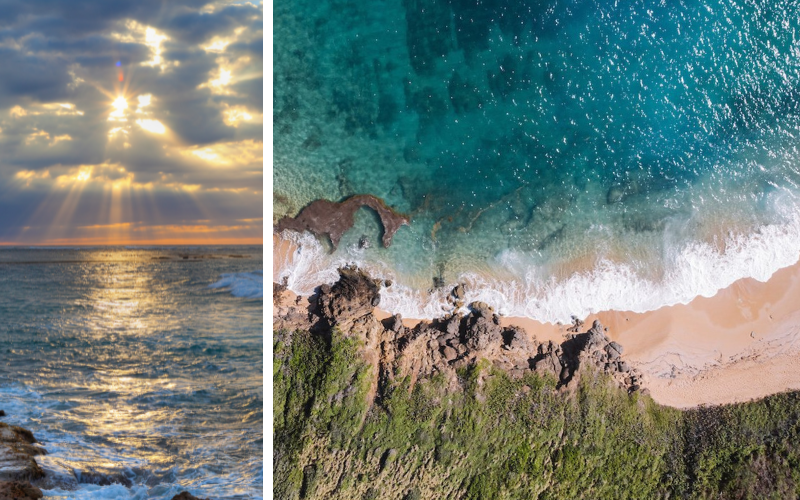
<box><xmin>0</xmin><ymin>0</ymin><xmax>263</xmax><ymax>244</ymax></box>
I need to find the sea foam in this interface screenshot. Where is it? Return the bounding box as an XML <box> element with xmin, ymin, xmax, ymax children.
<box><xmin>210</xmin><ymin>271</ymin><xmax>264</xmax><ymax>299</ymax></box>
<box><xmin>274</xmin><ymin>196</ymin><xmax>800</xmax><ymax>324</ymax></box>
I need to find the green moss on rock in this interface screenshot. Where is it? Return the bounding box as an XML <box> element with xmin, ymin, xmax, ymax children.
<box><xmin>274</xmin><ymin>327</ymin><xmax>800</xmax><ymax>499</ymax></box>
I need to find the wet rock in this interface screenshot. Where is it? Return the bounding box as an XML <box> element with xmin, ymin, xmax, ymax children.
<box><xmin>75</xmin><ymin>469</ymin><xmax>132</xmax><ymax>488</ymax></box>
<box><xmin>384</xmin><ymin>280</ymin><xmax>393</xmax><ymax>287</ymax></box>
<box><xmin>452</xmin><ymin>284</ymin><xmax>466</xmax><ymax>300</ymax></box>
<box><xmin>32</xmin><ymin>457</ymin><xmax>78</xmax><ymax>491</ymax></box>
<box><xmin>275</xmin><ymin>195</ymin><xmax>410</xmax><ymax>249</ymax></box>
<box><xmin>358</xmin><ymin>235</ymin><xmax>371</xmax><ymax>249</ymax></box>
<box><xmin>0</xmin><ymin>423</ymin><xmax>44</xmax><ymax>482</ymax></box>
<box><xmin>468</xmin><ymin>301</ymin><xmax>495</xmax><ymax>318</ymax></box>
<box><xmin>0</xmin><ymin>480</ymin><xmax>42</xmax><ymax>500</ymax></box>
<box><xmin>0</xmin><ymin>411</ymin><xmax>4</xmax><ymax>418</ymax></box>
<box><xmin>171</xmin><ymin>493</ymin><xmax>211</xmax><ymax>500</ymax></box>
<box><xmin>566</xmin><ymin>316</ymin><xmax>585</xmax><ymax>333</ymax></box>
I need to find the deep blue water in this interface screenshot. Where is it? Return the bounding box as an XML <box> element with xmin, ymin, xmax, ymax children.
<box><xmin>274</xmin><ymin>0</ymin><xmax>800</xmax><ymax>322</ymax></box>
<box><xmin>0</xmin><ymin>247</ymin><xmax>262</xmax><ymax>499</ymax></box>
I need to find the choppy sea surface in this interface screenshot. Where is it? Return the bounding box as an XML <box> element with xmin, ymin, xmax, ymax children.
<box><xmin>274</xmin><ymin>0</ymin><xmax>800</xmax><ymax>322</ymax></box>
<box><xmin>0</xmin><ymin>247</ymin><xmax>263</xmax><ymax>499</ymax></box>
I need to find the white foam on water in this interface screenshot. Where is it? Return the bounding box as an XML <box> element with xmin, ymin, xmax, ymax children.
<box><xmin>209</xmin><ymin>271</ymin><xmax>263</xmax><ymax>298</ymax></box>
<box><xmin>43</xmin><ymin>484</ymin><xmax>149</xmax><ymax>500</ymax></box>
<box><xmin>273</xmin><ymin>192</ymin><xmax>800</xmax><ymax>324</ymax></box>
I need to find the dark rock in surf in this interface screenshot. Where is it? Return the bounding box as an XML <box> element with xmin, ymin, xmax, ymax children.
<box><xmin>0</xmin><ymin>480</ymin><xmax>42</xmax><ymax>500</ymax></box>
<box><xmin>275</xmin><ymin>194</ymin><xmax>410</xmax><ymax>250</ymax></box>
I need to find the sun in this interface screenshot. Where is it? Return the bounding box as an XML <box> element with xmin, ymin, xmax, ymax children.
<box><xmin>109</xmin><ymin>96</ymin><xmax>129</xmax><ymax>121</ymax></box>
<box><xmin>113</xmin><ymin>96</ymin><xmax>127</xmax><ymax>112</ymax></box>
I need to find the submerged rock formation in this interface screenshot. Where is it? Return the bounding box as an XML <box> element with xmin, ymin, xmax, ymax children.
<box><xmin>275</xmin><ymin>195</ymin><xmax>410</xmax><ymax>249</ymax></box>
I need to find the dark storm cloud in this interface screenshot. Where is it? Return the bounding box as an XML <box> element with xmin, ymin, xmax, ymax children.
<box><xmin>0</xmin><ymin>0</ymin><xmax>263</xmax><ymax>243</ymax></box>
<box><xmin>0</xmin><ymin>48</ymin><xmax>72</xmax><ymax>106</ymax></box>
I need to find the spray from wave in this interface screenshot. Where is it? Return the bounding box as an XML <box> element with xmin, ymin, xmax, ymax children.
<box><xmin>274</xmin><ymin>191</ymin><xmax>800</xmax><ymax>324</ymax></box>
<box><xmin>210</xmin><ymin>271</ymin><xmax>263</xmax><ymax>299</ymax></box>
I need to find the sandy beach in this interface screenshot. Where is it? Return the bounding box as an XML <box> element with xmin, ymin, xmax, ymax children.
<box><xmin>273</xmin><ymin>233</ymin><xmax>800</xmax><ymax>408</ymax></box>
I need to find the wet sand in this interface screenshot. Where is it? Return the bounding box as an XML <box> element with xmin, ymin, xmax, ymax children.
<box><xmin>273</xmin><ymin>233</ymin><xmax>800</xmax><ymax>408</ymax></box>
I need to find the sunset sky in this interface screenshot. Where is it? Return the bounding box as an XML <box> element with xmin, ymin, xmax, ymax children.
<box><xmin>0</xmin><ymin>0</ymin><xmax>262</xmax><ymax>245</ymax></box>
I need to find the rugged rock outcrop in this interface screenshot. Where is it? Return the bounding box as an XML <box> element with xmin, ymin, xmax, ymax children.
<box><xmin>315</xmin><ymin>267</ymin><xmax>382</xmax><ymax>331</ymax></box>
<box><xmin>0</xmin><ymin>423</ymin><xmax>45</xmax><ymax>484</ymax></box>
<box><xmin>0</xmin><ymin>480</ymin><xmax>42</xmax><ymax>500</ymax></box>
<box><xmin>273</xmin><ymin>267</ymin><xmax>647</xmax><ymax>399</ymax></box>
<box><xmin>0</xmin><ymin>419</ymin><xmax>139</xmax><ymax>497</ymax></box>
<box><xmin>171</xmin><ymin>492</ymin><xmax>211</xmax><ymax>500</ymax></box>
<box><xmin>275</xmin><ymin>194</ymin><xmax>410</xmax><ymax>249</ymax></box>
<box><xmin>0</xmin><ymin>422</ymin><xmax>45</xmax><ymax>500</ymax></box>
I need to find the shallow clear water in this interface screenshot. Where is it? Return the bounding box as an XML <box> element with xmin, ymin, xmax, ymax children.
<box><xmin>0</xmin><ymin>247</ymin><xmax>263</xmax><ymax>499</ymax></box>
<box><xmin>274</xmin><ymin>0</ymin><xmax>800</xmax><ymax>322</ymax></box>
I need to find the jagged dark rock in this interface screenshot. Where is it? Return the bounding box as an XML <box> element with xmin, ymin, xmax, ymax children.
<box><xmin>0</xmin><ymin>423</ymin><xmax>45</xmax><ymax>483</ymax></box>
<box><xmin>76</xmin><ymin>469</ymin><xmax>132</xmax><ymax>488</ymax></box>
<box><xmin>316</xmin><ymin>266</ymin><xmax>381</xmax><ymax>331</ymax></box>
<box><xmin>275</xmin><ymin>194</ymin><xmax>410</xmax><ymax>249</ymax></box>
<box><xmin>276</xmin><ymin>267</ymin><xmax>647</xmax><ymax>403</ymax></box>
<box><xmin>170</xmin><ymin>493</ymin><xmax>211</xmax><ymax>500</ymax></box>
<box><xmin>385</xmin><ymin>314</ymin><xmax>405</xmax><ymax>334</ymax></box>
<box><xmin>0</xmin><ymin>480</ymin><xmax>42</xmax><ymax>500</ymax></box>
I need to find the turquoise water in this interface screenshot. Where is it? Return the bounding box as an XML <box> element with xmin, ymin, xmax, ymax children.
<box><xmin>274</xmin><ymin>0</ymin><xmax>800</xmax><ymax>322</ymax></box>
<box><xmin>0</xmin><ymin>247</ymin><xmax>262</xmax><ymax>499</ymax></box>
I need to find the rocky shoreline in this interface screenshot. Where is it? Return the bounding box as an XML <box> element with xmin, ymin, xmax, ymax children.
<box><xmin>0</xmin><ymin>417</ymin><xmax>211</xmax><ymax>500</ymax></box>
<box><xmin>274</xmin><ymin>266</ymin><xmax>647</xmax><ymax>400</ymax></box>
<box><xmin>273</xmin><ymin>267</ymin><xmax>648</xmax><ymax>414</ymax></box>
<box><xmin>274</xmin><ymin>266</ymin><xmax>800</xmax><ymax>499</ymax></box>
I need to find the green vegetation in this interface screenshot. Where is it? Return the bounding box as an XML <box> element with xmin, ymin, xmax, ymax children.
<box><xmin>274</xmin><ymin>327</ymin><xmax>800</xmax><ymax>499</ymax></box>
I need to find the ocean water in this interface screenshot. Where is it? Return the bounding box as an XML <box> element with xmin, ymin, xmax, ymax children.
<box><xmin>0</xmin><ymin>247</ymin><xmax>263</xmax><ymax>499</ymax></box>
<box><xmin>274</xmin><ymin>0</ymin><xmax>800</xmax><ymax>322</ymax></box>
